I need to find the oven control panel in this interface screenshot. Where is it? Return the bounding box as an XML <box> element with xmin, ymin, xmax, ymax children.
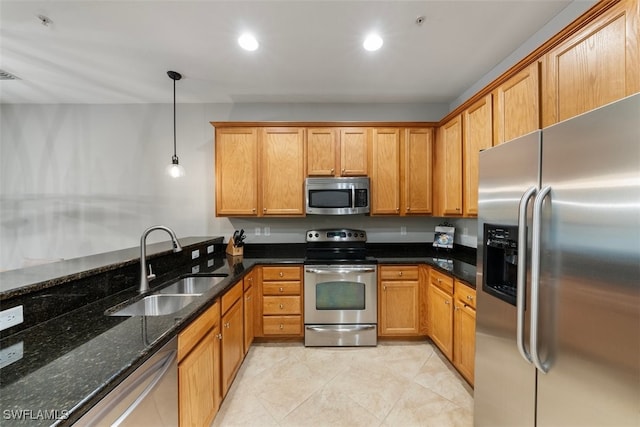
<box><xmin>306</xmin><ymin>229</ymin><xmax>367</xmax><ymax>242</ymax></box>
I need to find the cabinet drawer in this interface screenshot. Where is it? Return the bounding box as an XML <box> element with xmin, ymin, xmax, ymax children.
<box><xmin>263</xmin><ymin>315</ymin><xmax>302</xmax><ymax>335</ymax></box>
<box><xmin>263</xmin><ymin>296</ymin><xmax>301</xmax><ymax>315</ymax></box>
<box><xmin>221</xmin><ymin>281</ymin><xmax>243</xmax><ymax>314</ymax></box>
<box><xmin>178</xmin><ymin>300</ymin><xmax>219</xmax><ymax>362</ymax></box>
<box><xmin>455</xmin><ymin>281</ymin><xmax>476</xmax><ymax>309</ymax></box>
<box><xmin>430</xmin><ymin>269</ymin><xmax>454</xmax><ymax>294</ymax></box>
<box><xmin>262</xmin><ymin>266</ymin><xmax>301</xmax><ymax>281</ymax></box>
<box><xmin>263</xmin><ymin>282</ymin><xmax>301</xmax><ymax>295</ymax></box>
<box><xmin>380</xmin><ymin>265</ymin><xmax>419</xmax><ymax>280</ymax></box>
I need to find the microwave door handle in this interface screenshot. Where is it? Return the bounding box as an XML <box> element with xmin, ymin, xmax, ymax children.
<box><xmin>516</xmin><ymin>186</ymin><xmax>537</xmax><ymax>364</ymax></box>
<box><xmin>350</xmin><ymin>185</ymin><xmax>356</xmax><ymax>208</ymax></box>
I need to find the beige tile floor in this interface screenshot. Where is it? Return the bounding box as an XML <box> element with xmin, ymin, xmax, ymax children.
<box><xmin>212</xmin><ymin>341</ymin><xmax>473</xmax><ymax>427</ymax></box>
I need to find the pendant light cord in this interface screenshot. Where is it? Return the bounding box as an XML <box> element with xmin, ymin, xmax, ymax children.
<box><xmin>173</xmin><ymin>78</ymin><xmax>177</xmax><ymax>159</ymax></box>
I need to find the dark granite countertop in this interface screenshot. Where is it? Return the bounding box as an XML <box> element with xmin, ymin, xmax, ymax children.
<box><xmin>0</xmin><ymin>243</ymin><xmax>475</xmax><ymax>425</ymax></box>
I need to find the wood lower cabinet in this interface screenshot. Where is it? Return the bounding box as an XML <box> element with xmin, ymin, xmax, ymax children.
<box><xmin>178</xmin><ymin>301</ymin><xmax>221</xmax><ymax>427</ymax></box>
<box><xmin>463</xmin><ymin>94</ymin><xmax>493</xmax><ymax>216</ymax></box>
<box><xmin>261</xmin><ymin>265</ymin><xmax>303</xmax><ymax>337</ymax></box>
<box><xmin>542</xmin><ymin>0</ymin><xmax>639</xmax><ymax>127</ymax></box>
<box><xmin>379</xmin><ymin>265</ymin><xmax>420</xmax><ymax>336</ymax></box>
<box><xmin>428</xmin><ymin>269</ymin><xmax>454</xmax><ymax>360</ymax></box>
<box><xmin>434</xmin><ymin>116</ymin><xmax>463</xmax><ymax>216</ymax></box>
<box><xmin>243</xmin><ymin>271</ymin><xmax>255</xmax><ymax>355</ymax></box>
<box><xmin>221</xmin><ymin>281</ymin><xmax>244</xmax><ymax>397</ymax></box>
<box><xmin>454</xmin><ymin>280</ymin><xmax>476</xmax><ymax>385</ymax></box>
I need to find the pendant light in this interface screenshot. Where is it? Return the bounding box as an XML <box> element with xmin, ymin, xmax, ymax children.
<box><xmin>166</xmin><ymin>70</ymin><xmax>185</xmax><ymax>178</ymax></box>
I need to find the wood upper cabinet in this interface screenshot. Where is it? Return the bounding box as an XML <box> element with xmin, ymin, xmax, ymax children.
<box><xmin>542</xmin><ymin>0</ymin><xmax>640</xmax><ymax>126</ymax></box>
<box><xmin>434</xmin><ymin>116</ymin><xmax>463</xmax><ymax>216</ymax></box>
<box><xmin>493</xmin><ymin>62</ymin><xmax>540</xmax><ymax>146</ymax></box>
<box><xmin>178</xmin><ymin>301</ymin><xmax>220</xmax><ymax>427</ymax></box>
<box><xmin>307</xmin><ymin>127</ymin><xmax>368</xmax><ymax>177</ymax></box>
<box><xmin>261</xmin><ymin>127</ymin><xmax>306</xmax><ymax>216</ymax></box>
<box><xmin>221</xmin><ymin>281</ymin><xmax>244</xmax><ymax>397</ymax></box>
<box><xmin>379</xmin><ymin>265</ymin><xmax>420</xmax><ymax>336</ymax></box>
<box><xmin>215</xmin><ymin>127</ymin><xmax>259</xmax><ymax>216</ymax></box>
<box><xmin>370</xmin><ymin>128</ymin><xmax>401</xmax><ymax>215</ymax></box>
<box><xmin>454</xmin><ymin>280</ymin><xmax>476</xmax><ymax>385</ymax></box>
<box><xmin>463</xmin><ymin>94</ymin><xmax>493</xmax><ymax>216</ymax></box>
<box><xmin>402</xmin><ymin>128</ymin><xmax>434</xmax><ymax>215</ymax></box>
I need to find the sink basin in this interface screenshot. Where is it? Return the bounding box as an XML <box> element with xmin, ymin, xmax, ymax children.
<box><xmin>108</xmin><ymin>294</ymin><xmax>200</xmax><ymax>316</ymax></box>
<box><xmin>158</xmin><ymin>276</ymin><xmax>226</xmax><ymax>295</ymax></box>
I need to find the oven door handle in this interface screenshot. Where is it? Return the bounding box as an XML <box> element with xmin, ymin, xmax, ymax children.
<box><xmin>305</xmin><ymin>267</ymin><xmax>376</xmax><ymax>274</ymax></box>
<box><xmin>306</xmin><ymin>325</ymin><xmax>376</xmax><ymax>332</ymax></box>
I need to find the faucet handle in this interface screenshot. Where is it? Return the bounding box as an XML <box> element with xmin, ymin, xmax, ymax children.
<box><xmin>147</xmin><ymin>264</ymin><xmax>156</xmax><ymax>281</ymax></box>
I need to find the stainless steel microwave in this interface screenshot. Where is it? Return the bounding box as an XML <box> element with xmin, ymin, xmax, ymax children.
<box><xmin>305</xmin><ymin>177</ymin><xmax>370</xmax><ymax>215</ymax></box>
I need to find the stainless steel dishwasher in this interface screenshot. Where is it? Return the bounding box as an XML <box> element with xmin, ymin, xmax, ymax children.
<box><xmin>74</xmin><ymin>337</ymin><xmax>178</xmax><ymax>426</ymax></box>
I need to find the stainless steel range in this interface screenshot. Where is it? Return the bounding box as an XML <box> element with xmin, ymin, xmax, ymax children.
<box><xmin>303</xmin><ymin>229</ymin><xmax>377</xmax><ymax>347</ymax></box>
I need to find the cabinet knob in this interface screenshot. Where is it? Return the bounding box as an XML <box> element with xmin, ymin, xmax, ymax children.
<box><xmin>342</xmin><ymin>169</ymin><xmax>345</xmax><ymax>174</ymax></box>
<box><xmin>279</xmin><ymin>272</ymin><xmax>284</xmax><ymax>277</ymax></box>
<box><xmin>456</xmin><ymin>207</ymin><xmax>461</xmax><ymax>211</ymax></box>
<box><xmin>396</xmin><ymin>207</ymin><xmax>399</xmax><ymax>213</ymax></box>
<box><xmin>252</xmin><ymin>208</ymin><xmax>256</xmax><ymax>213</ymax></box>
<box><xmin>437</xmin><ymin>278</ymin><xmax>442</xmax><ymax>283</ymax></box>
<box><xmin>279</xmin><ymin>324</ymin><xmax>284</xmax><ymax>330</ymax></box>
<box><xmin>217</xmin><ymin>333</ymin><xmax>222</xmax><ymax>340</ymax></box>
<box><xmin>454</xmin><ymin>306</ymin><xmax>460</xmax><ymax>311</ymax></box>
<box><xmin>407</xmin><ymin>207</ymin><xmax>410</xmax><ymax>212</ymax></box>
<box><xmin>383</xmin><ymin>285</ymin><xmax>387</xmax><ymax>291</ymax></box>
<box><xmin>263</xmin><ymin>208</ymin><xmax>267</xmax><ymax>213</ymax></box>
<box><xmin>467</xmin><ymin>295</ymin><xmax>474</xmax><ymax>301</ymax></box>
<box><xmin>330</xmin><ymin>168</ymin><xmax>335</xmax><ymax>174</ymax></box>
<box><xmin>398</xmin><ymin>271</ymin><xmax>403</xmax><ymax>276</ymax></box>
<box><xmin>444</xmin><ymin>300</ymin><xmax>450</xmax><ymax>305</ymax></box>
<box><xmin>279</xmin><ymin>303</ymin><xmax>284</xmax><ymax>309</ymax></box>
<box><xmin>279</xmin><ymin>287</ymin><xmax>284</xmax><ymax>292</ymax></box>
<box><xmin>248</xmin><ymin>277</ymin><xmax>253</xmax><ymax>283</ymax></box>
<box><xmin>246</xmin><ymin>296</ymin><xmax>251</xmax><ymax>301</ymax></box>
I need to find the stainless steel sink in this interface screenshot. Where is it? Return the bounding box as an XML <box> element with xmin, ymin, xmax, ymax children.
<box><xmin>108</xmin><ymin>294</ymin><xmax>200</xmax><ymax>316</ymax></box>
<box><xmin>157</xmin><ymin>276</ymin><xmax>226</xmax><ymax>295</ymax></box>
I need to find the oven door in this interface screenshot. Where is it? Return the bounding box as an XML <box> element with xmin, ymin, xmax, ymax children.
<box><xmin>303</xmin><ymin>265</ymin><xmax>377</xmax><ymax>324</ymax></box>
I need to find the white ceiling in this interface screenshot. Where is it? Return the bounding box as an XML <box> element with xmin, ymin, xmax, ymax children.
<box><xmin>0</xmin><ymin>0</ymin><xmax>575</xmax><ymax>105</ymax></box>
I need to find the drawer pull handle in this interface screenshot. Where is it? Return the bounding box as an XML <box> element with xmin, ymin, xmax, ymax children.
<box><xmin>399</xmin><ymin>271</ymin><xmax>403</xmax><ymax>276</ymax></box>
<box><xmin>467</xmin><ymin>295</ymin><xmax>473</xmax><ymax>301</ymax></box>
<box><xmin>279</xmin><ymin>287</ymin><xmax>284</xmax><ymax>292</ymax></box>
<box><xmin>279</xmin><ymin>304</ymin><xmax>284</xmax><ymax>309</ymax></box>
<box><xmin>217</xmin><ymin>333</ymin><xmax>222</xmax><ymax>340</ymax></box>
<box><xmin>224</xmin><ymin>322</ymin><xmax>230</xmax><ymax>328</ymax></box>
<box><xmin>444</xmin><ymin>300</ymin><xmax>450</xmax><ymax>305</ymax></box>
<box><xmin>279</xmin><ymin>324</ymin><xmax>284</xmax><ymax>330</ymax></box>
<box><xmin>279</xmin><ymin>272</ymin><xmax>284</xmax><ymax>277</ymax></box>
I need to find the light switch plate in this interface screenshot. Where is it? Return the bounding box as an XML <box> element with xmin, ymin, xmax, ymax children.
<box><xmin>0</xmin><ymin>305</ymin><xmax>23</xmax><ymax>332</ymax></box>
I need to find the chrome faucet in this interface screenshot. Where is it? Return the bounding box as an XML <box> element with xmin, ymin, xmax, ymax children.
<box><xmin>139</xmin><ymin>225</ymin><xmax>182</xmax><ymax>293</ymax></box>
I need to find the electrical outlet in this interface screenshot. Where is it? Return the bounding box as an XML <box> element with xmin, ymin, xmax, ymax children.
<box><xmin>191</xmin><ymin>265</ymin><xmax>200</xmax><ymax>274</ymax></box>
<box><xmin>264</xmin><ymin>226</ymin><xmax>271</xmax><ymax>236</ymax></box>
<box><xmin>191</xmin><ymin>249</ymin><xmax>200</xmax><ymax>260</ymax></box>
<box><xmin>0</xmin><ymin>306</ymin><xmax>23</xmax><ymax>332</ymax></box>
<box><xmin>255</xmin><ymin>227</ymin><xmax>261</xmax><ymax>236</ymax></box>
<box><xmin>207</xmin><ymin>245</ymin><xmax>214</xmax><ymax>254</ymax></box>
<box><xmin>400</xmin><ymin>226</ymin><xmax>407</xmax><ymax>235</ymax></box>
<box><xmin>207</xmin><ymin>259</ymin><xmax>214</xmax><ymax>268</ymax></box>
<box><xmin>0</xmin><ymin>341</ymin><xmax>23</xmax><ymax>369</ymax></box>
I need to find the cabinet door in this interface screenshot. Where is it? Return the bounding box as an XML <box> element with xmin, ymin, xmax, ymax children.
<box><xmin>463</xmin><ymin>94</ymin><xmax>493</xmax><ymax>216</ymax></box>
<box><xmin>403</xmin><ymin>128</ymin><xmax>433</xmax><ymax>215</ymax></box>
<box><xmin>221</xmin><ymin>299</ymin><xmax>244</xmax><ymax>397</ymax></box>
<box><xmin>493</xmin><ymin>63</ymin><xmax>540</xmax><ymax>146</ymax></box>
<box><xmin>215</xmin><ymin>127</ymin><xmax>259</xmax><ymax>216</ymax></box>
<box><xmin>379</xmin><ymin>280</ymin><xmax>419</xmax><ymax>335</ymax></box>
<box><xmin>178</xmin><ymin>332</ymin><xmax>216</xmax><ymax>427</ymax></box>
<box><xmin>371</xmin><ymin>128</ymin><xmax>400</xmax><ymax>215</ymax></box>
<box><xmin>419</xmin><ymin>265</ymin><xmax>430</xmax><ymax>336</ymax></box>
<box><xmin>542</xmin><ymin>0</ymin><xmax>639</xmax><ymax>126</ymax></box>
<box><xmin>243</xmin><ymin>284</ymin><xmax>254</xmax><ymax>356</ymax></box>
<box><xmin>261</xmin><ymin>127</ymin><xmax>305</xmax><ymax>216</ymax></box>
<box><xmin>454</xmin><ymin>302</ymin><xmax>476</xmax><ymax>385</ymax></box>
<box><xmin>428</xmin><ymin>283</ymin><xmax>453</xmax><ymax>360</ymax></box>
<box><xmin>435</xmin><ymin>116</ymin><xmax>463</xmax><ymax>216</ymax></box>
<box><xmin>340</xmin><ymin>128</ymin><xmax>368</xmax><ymax>176</ymax></box>
<box><xmin>307</xmin><ymin>128</ymin><xmax>337</xmax><ymax>176</ymax></box>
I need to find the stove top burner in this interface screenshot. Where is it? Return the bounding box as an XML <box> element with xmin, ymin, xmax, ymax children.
<box><xmin>304</xmin><ymin>228</ymin><xmax>369</xmax><ymax>263</ymax></box>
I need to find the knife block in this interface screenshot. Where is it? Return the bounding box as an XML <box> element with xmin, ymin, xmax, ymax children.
<box><xmin>225</xmin><ymin>239</ymin><xmax>243</xmax><ymax>257</ymax></box>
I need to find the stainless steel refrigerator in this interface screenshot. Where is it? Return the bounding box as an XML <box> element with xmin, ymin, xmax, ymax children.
<box><xmin>474</xmin><ymin>93</ymin><xmax>640</xmax><ymax>426</ymax></box>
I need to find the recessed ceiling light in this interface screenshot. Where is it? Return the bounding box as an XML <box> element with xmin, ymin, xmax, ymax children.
<box><xmin>363</xmin><ymin>33</ymin><xmax>383</xmax><ymax>52</ymax></box>
<box><xmin>238</xmin><ymin>33</ymin><xmax>259</xmax><ymax>51</ymax></box>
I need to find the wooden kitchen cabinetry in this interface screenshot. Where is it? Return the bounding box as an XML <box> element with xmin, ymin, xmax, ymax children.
<box><xmin>215</xmin><ymin>127</ymin><xmax>259</xmax><ymax>216</ymax></box>
<box><xmin>178</xmin><ymin>301</ymin><xmax>221</xmax><ymax>427</ymax></box>
<box><xmin>307</xmin><ymin>127</ymin><xmax>368</xmax><ymax>176</ymax></box>
<box><xmin>428</xmin><ymin>268</ymin><xmax>454</xmax><ymax>360</ymax></box>
<box><xmin>379</xmin><ymin>265</ymin><xmax>420</xmax><ymax>336</ymax></box>
<box><xmin>542</xmin><ymin>0</ymin><xmax>639</xmax><ymax>127</ymax></box>
<box><xmin>463</xmin><ymin>94</ymin><xmax>493</xmax><ymax>216</ymax></box>
<box><xmin>243</xmin><ymin>270</ymin><xmax>256</xmax><ymax>355</ymax></box>
<box><xmin>261</xmin><ymin>265</ymin><xmax>303</xmax><ymax>336</ymax></box>
<box><xmin>221</xmin><ymin>281</ymin><xmax>244</xmax><ymax>397</ymax></box>
<box><xmin>434</xmin><ymin>116</ymin><xmax>463</xmax><ymax>216</ymax></box>
<box><xmin>453</xmin><ymin>280</ymin><xmax>476</xmax><ymax>385</ymax></box>
<box><xmin>370</xmin><ymin>128</ymin><xmax>401</xmax><ymax>214</ymax></box>
<box><xmin>419</xmin><ymin>265</ymin><xmax>430</xmax><ymax>335</ymax></box>
<box><xmin>492</xmin><ymin>62</ymin><xmax>540</xmax><ymax>146</ymax></box>
<box><xmin>261</xmin><ymin>127</ymin><xmax>306</xmax><ymax>216</ymax></box>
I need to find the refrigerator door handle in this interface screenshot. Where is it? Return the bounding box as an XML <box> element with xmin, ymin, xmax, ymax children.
<box><xmin>530</xmin><ymin>185</ymin><xmax>551</xmax><ymax>374</ymax></box>
<box><xmin>516</xmin><ymin>186</ymin><xmax>537</xmax><ymax>364</ymax></box>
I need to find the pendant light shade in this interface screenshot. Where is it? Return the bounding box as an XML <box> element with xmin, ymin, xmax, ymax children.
<box><xmin>166</xmin><ymin>70</ymin><xmax>185</xmax><ymax>178</ymax></box>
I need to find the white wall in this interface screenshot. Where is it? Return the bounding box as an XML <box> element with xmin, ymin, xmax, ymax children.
<box><xmin>0</xmin><ymin>102</ymin><xmax>451</xmax><ymax>271</ymax></box>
